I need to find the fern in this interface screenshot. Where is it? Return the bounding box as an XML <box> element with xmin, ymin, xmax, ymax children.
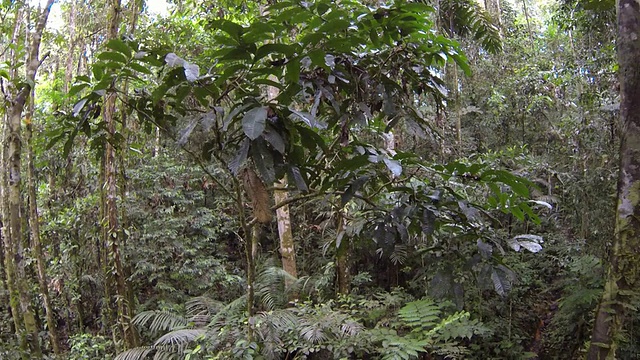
<box><xmin>370</xmin><ymin>297</ymin><xmax>489</xmax><ymax>359</ymax></box>
<box><xmin>398</xmin><ymin>298</ymin><xmax>441</xmax><ymax>332</ymax></box>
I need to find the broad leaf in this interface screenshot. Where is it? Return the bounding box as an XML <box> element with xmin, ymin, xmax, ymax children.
<box><xmin>184</xmin><ymin>62</ymin><xmax>200</xmax><ymax>82</ymax></box>
<box><xmin>383</xmin><ymin>158</ymin><xmax>402</xmax><ymax>177</ymax></box>
<box><xmin>105</xmin><ymin>39</ymin><xmax>131</xmax><ymax>57</ymax></box>
<box><xmin>97</xmin><ymin>51</ymin><xmax>128</xmax><ymax>63</ymax></box>
<box><xmin>242</xmin><ymin>107</ymin><xmax>268</xmax><ymax>140</ymax></box>
<box><xmin>229</xmin><ymin>139</ymin><xmax>251</xmax><ymax>175</ymax></box>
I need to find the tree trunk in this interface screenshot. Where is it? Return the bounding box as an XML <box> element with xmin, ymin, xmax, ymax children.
<box><xmin>266</xmin><ymin>77</ymin><xmax>298</xmax><ymax>293</ymax></box>
<box><xmin>484</xmin><ymin>0</ymin><xmax>502</xmax><ymax>35</ymax></box>
<box><xmin>26</xmin><ymin>95</ymin><xmax>61</xmax><ymax>355</ymax></box>
<box><xmin>274</xmin><ymin>179</ymin><xmax>298</xmax><ymax>290</ymax></box>
<box><xmin>63</xmin><ymin>0</ymin><xmax>77</xmax><ymax>93</ymax></box>
<box><xmin>102</xmin><ymin>0</ymin><xmax>138</xmax><ymax>350</ymax></box>
<box><xmin>1</xmin><ymin>2</ymin><xmax>54</xmax><ymax>357</ymax></box>
<box><xmin>587</xmin><ymin>1</ymin><xmax>640</xmax><ymax>358</ymax></box>
<box><xmin>336</xmin><ymin>211</ymin><xmax>350</xmax><ymax>295</ymax></box>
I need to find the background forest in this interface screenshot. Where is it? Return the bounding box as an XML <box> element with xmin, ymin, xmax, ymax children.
<box><xmin>0</xmin><ymin>0</ymin><xmax>635</xmax><ymax>359</ymax></box>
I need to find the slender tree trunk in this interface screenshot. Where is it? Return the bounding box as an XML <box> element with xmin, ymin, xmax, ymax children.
<box><xmin>1</xmin><ymin>112</ymin><xmax>25</xmax><ymax>353</ymax></box>
<box><xmin>2</xmin><ymin>2</ymin><xmax>54</xmax><ymax>357</ymax></box>
<box><xmin>274</xmin><ymin>179</ymin><xmax>297</xmax><ymax>290</ymax></box>
<box><xmin>485</xmin><ymin>0</ymin><xmax>502</xmax><ymax>36</ymax></box>
<box><xmin>266</xmin><ymin>77</ymin><xmax>298</xmax><ymax>292</ymax></box>
<box><xmin>102</xmin><ymin>0</ymin><xmax>138</xmax><ymax>350</ymax></box>
<box><xmin>587</xmin><ymin>1</ymin><xmax>640</xmax><ymax>359</ymax></box>
<box><xmin>1</xmin><ymin>3</ymin><xmax>26</xmax><ymax>347</ymax></box>
<box><xmin>336</xmin><ymin>211</ymin><xmax>350</xmax><ymax>295</ymax></box>
<box><xmin>521</xmin><ymin>0</ymin><xmax>534</xmax><ymax>46</ymax></box>
<box><xmin>26</xmin><ymin>94</ymin><xmax>62</xmax><ymax>356</ymax></box>
<box><xmin>63</xmin><ymin>0</ymin><xmax>77</xmax><ymax>93</ymax></box>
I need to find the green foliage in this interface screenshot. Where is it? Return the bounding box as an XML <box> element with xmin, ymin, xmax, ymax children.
<box><xmin>68</xmin><ymin>333</ymin><xmax>115</xmax><ymax>360</ymax></box>
<box><xmin>368</xmin><ymin>298</ymin><xmax>489</xmax><ymax>359</ymax></box>
<box><xmin>438</xmin><ymin>0</ymin><xmax>503</xmax><ymax>53</ymax></box>
<box><xmin>117</xmin><ymin>291</ymin><xmax>489</xmax><ymax>360</ymax></box>
<box><xmin>1</xmin><ymin>0</ymin><xmax>619</xmax><ymax>358</ymax></box>
<box><xmin>125</xmin><ymin>157</ymin><xmax>244</xmax><ymax>307</ymax></box>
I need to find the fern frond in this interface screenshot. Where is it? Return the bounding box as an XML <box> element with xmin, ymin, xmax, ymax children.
<box><xmin>152</xmin><ymin>350</ymin><xmax>180</xmax><ymax>360</ymax></box>
<box><xmin>300</xmin><ymin>323</ymin><xmax>327</xmax><ymax>344</ymax></box>
<box><xmin>398</xmin><ymin>299</ymin><xmax>441</xmax><ymax>331</ymax></box>
<box><xmin>254</xmin><ymin>263</ymin><xmax>292</xmax><ymax>310</ymax></box>
<box><xmin>115</xmin><ymin>346</ymin><xmax>179</xmax><ymax>360</ymax></box>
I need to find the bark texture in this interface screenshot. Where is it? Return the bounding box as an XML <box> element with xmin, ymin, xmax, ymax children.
<box><xmin>102</xmin><ymin>0</ymin><xmax>138</xmax><ymax>349</ymax></box>
<box><xmin>1</xmin><ymin>2</ymin><xmax>54</xmax><ymax>357</ymax></box>
<box><xmin>275</xmin><ymin>178</ymin><xmax>298</xmax><ymax>290</ymax></box>
<box><xmin>587</xmin><ymin>1</ymin><xmax>640</xmax><ymax>358</ymax></box>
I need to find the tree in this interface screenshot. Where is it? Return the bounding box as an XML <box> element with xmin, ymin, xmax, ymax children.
<box><xmin>587</xmin><ymin>0</ymin><xmax>640</xmax><ymax>358</ymax></box>
<box><xmin>1</xmin><ymin>1</ymin><xmax>54</xmax><ymax>357</ymax></box>
<box><xmin>101</xmin><ymin>0</ymin><xmax>139</xmax><ymax>350</ymax></box>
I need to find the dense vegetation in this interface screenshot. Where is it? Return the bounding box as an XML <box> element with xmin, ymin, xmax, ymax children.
<box><xmin>0</xmin><ymin>0</ymin><xmax>637</xmax><ymax>359</ymax></box>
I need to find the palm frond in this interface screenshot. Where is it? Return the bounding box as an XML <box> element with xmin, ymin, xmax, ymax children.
<box><xmin>114</xmin><ymin>346</ymin><xmax>180</xmax><ymax>360</ymax></box>
<box><xmin>114</xmin><ymin>347</ymin><xmax>155</xmax><ymax>360</ymax></box>
<box><xmin>208</xmin><ymin>294</ymin><xmax>247</xmax><ymax>329</ymax></box>
<box><xmin>436</xmin><ymin>0</ymin><xmax>502</xmax><ymax>53</ymax></box>
<box><xmin>154</xmin><ymin>328</ymin><xmax>206</xmax><ymax>352</ymax></box>
<box><xmin>133</xmin><ymin>311</ymin><xmax>189</xmax><ymax>334</ymax></box>
<box><xmin>255</xmin><ymin>264</ymin><xmax>293</xmax><ymax>310</ymax></box>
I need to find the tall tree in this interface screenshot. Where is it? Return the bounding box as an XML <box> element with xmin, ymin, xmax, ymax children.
<box><xmin>26</xmin><ymin>94</ymin><xmax>61</xmax><ymax>355</ymax></box>
<box><xmin>1</xmin><ymin>1</ymin><xmax>54</xmax><ymax>357</ymax></box>
<box><xmin>102</xmin><ymin>0</ymin><xmax>138</xmax><ymax>350</ymax></box>
<box><xmin>587</xmin><ymin>1</ymin><xmax>640</xmax><ymax>358</ymax></box>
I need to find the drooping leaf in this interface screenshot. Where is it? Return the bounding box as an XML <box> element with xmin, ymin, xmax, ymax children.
<box><xmin>129</xmin><ymin>62</ymin><xmax>152</xmax><ymax>74</ymax></box>
<box><xmin>251</xmin><ymin>138</ymin><xmax>276</xmax><ymax>184</ymax></box>
<box><xmin>72</xmin><ymin>98</ymin><xmax>89</xmax><ymax>117</ymax></box>
<box><xmin>341</xmin><ymin>176</ymin><xmax>370</xmax><ymax>206</ymax></box>
<box><xmin>209</xmin><ymin>19</ymin><xmax>245</xmax><ymax>41</ymax></box>
<box><xmin>223</xmin><ymin>103</ymin><xmax>252</xmax><ymax>131</ymax></box>
<box><xmin>263</xmin><ymin>127</ymin><xmax>286</xmax><ymax>154</ymax></box>
<box><xmin>285</xmin><ymin>57</ymin><xmax>300</xmax><ymax>83</ymax></box>
<box><xmin>229</xmin><ymin>138</ymin><xmax>251</xmax><ymax>175</ymax></box>
<box><xmin>289</xmin><ymin>166</ymin><xmax>308</xmax><ymax>192</ymax></box>
<box><xmin>177</xmin><ymin>117</ymin><xmax>199</xmax><ymax>146</ymax></box>
<box><xmin>68</xmin><ymin>82</ymin><xmax>89</xmax><ymax>97</ymax></box>
<box><xmin>184</xmin><ymin>62</ymin><xmax>200</xmax><ymax>82</ymax></box>
<box><xmin>242</xmin><ymin>107</ymin><xmax>268</xmax><ymax>140</ymax></box>
<box><xmin>165</xmin><ymin>53</ymin><xmax>185</xmax><ymax>67</ymax></box>
<box><xmin>383</xmin><ymin>158</ymin><xmax>402</xmax><ymax>177</ymax></box>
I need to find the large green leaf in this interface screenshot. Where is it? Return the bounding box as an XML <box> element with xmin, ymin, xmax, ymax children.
<box><xmin>105</xmin><ymin>38</ymin><xmax>132</xmax><ymax>58</ymax></box>
<box><xmin>242</xmin><ymin>107</ymin><xmax>268</xmax><ymax>140</ymax></box>
<box><xmin>251</xmin><ymin>138</ymin><xmax>276</xmax><ymax>184</ymax></box>
<box><xmin>254</xmin><ymin>43</ymin><xmax>297</xmax><ymax>63</ymax></box>
<box><xmin>97</xmin><ymin>51</ymin><xmax>128</xmax><ymax>63</ymax></box>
